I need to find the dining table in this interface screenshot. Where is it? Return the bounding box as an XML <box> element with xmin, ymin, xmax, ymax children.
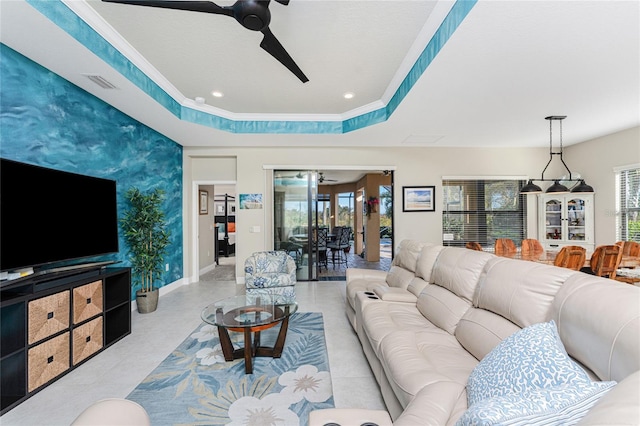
<box><xmin>495</xmin><ymin>249</ymin><xmax>640</xmax><ymax>269</ymax></box>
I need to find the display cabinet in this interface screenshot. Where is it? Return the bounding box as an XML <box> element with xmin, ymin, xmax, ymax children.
<box><xmin>538</xmin><ymin>193</ymin><xmax>594</xmax><ymax>251</ymax></box>
<box><xmin>0</xmin><ymin>266</ymin><xmax>131</xmax><ymax>415</ymax></box>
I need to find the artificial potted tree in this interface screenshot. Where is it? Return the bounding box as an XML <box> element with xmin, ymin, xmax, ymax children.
<box><xmin>120</xmin><ymin>187</ymin><xmax>171</xmax><ymax>313</ymax></box>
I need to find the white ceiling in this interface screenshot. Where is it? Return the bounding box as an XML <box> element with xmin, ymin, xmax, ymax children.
<box><xmin>1</xmin><ymin>0</ymin><xmax>638</xmax><ymax>149</ymax></box>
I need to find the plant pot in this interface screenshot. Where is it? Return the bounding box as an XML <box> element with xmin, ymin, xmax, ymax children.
<box><xmin>136</xmin><ymin>289</ymin><xmax>159</xmax><ymax>314</ymax></box>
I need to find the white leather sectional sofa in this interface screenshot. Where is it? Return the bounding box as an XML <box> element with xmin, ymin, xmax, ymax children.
<box><xmin>311</xmin><ymin>240</ymin><xmax>640</xmax><ymax>425</ymax></box>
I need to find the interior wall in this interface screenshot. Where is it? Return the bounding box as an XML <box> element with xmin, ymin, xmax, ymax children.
<box><xmin>198</xmin><ymin>184</ymin><xmax>215</xmax><ymax>273</ymax></box>
<box><xmin>186</xmin><ymin>156</ymin><xmax>236</xmax><ymax>283</ymax></box>
<box><xmin>183</xmin><ymin>129</ymin><xmax>638</xmax><ymax>281</ymax></box>
<box><xmin>183</xmin><ymin>146</ymin><xmax>551</xmax><ymax>280</ymax></box>
<box><xmin>566</xmin><ymin>126</ymin><xmax>640</xmax><ymax>244</ymax></box>
<box><xmin>1</xmin><ymin>45</ymin><xmax>184</xmax><ymax>298</ymax></box>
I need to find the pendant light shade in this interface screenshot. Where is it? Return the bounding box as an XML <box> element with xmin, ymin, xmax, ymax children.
<box><xmin>520</xmin><ymin>116</ymin><xmax>594</xmax><ymax>195</ymax></box>
<box><xmin>546</xmin><ymin>180</ymin><xmax>569</xmax><ymax>194</ymax></box>
<box><xmin>571</xmin><ymin>179</ymin><xmax>594</xmax><ymax>193</ymax></box>
<box><xmin>521</xmin><ymin>179</ymin><xmax>543</xmax><ymax>194</ymax></box>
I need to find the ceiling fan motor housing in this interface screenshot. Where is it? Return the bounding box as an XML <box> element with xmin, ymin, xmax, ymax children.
<box><xmin>234</xmin><ymin>0</ymin><xmax>271</xmax><ymax>31</ymax></box>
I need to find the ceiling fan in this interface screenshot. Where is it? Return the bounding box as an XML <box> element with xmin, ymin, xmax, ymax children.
<box><xmin>101</xmin><ymin>0</ymin><xmax>309</xmax><ymax>83</ymax></box>
<box><xmin>277</xmin><ymin>171</ymin><xmax>306</xmax><ymax>179</ymax></box>
<box><xmin>318</xmin><ymin>172</ymin><xmax>337</xmax><ymax>183</ymax></box>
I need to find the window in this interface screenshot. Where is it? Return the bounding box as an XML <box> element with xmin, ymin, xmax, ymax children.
<box><xmin>337</xmin><ymin>192</ymin><xmax>354</xmax><ymax>230</ymax></box>
<box><xmin>616</xmin><ymin>166</ymin><xmax>640</xmax><ymax>242</ymax></box>
<box><xmin>317</xmin><ymin>193</ymin><xmax>331</xmax><ymax>228</ymax></box>
<box><xmin>442</xmin><ymin>179</ymin><xmax>527</xmax><ymax>248</ymax></box>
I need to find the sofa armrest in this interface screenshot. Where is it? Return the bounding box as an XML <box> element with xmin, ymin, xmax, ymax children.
<box><xmin>578</xmin><ymin>370</ymin><xmax>640</xmax><ymax>425</ymax></box>
<box><xmin>308</xmin><ymin>409</ymin><xmax>392</xmax><ymax>426</ymax></box>
<box><xmin>393</xmin><ymin>381</ymin><xmax>467</xmax><ymax>426</ymax></box>
<box><xmin>346</xmin><ymin>268</ymin><xmax>388</xmax><ymax>284</ymax></box>
<box><xmin>373</xmin><ymin>286</ymin><xmax>418</xmax><ymax>303</ymax></box>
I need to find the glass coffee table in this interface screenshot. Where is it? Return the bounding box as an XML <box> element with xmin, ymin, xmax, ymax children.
<box><xmin>201</xmin><ymin>294</ymin><xmax>298</xmax><ymax>374</ymax></box>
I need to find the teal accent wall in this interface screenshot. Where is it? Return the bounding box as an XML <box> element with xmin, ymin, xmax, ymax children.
<box><xmin>0</xmin><ymin>44</ymin><xmax>183</xmax><ymax>299</ymax></box>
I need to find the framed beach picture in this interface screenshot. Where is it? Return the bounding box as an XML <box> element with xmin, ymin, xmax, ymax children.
<box><xmin>402</xmin><ymin>186</ymin><xmax>435</xmax><ymax>212</ymax></box>
<box><xmin>239</xmin><ymin>193</ymin><xmax>263</xmax><ymax>209</ymax></box>
<box><xmin>199</xmin><ymin>190</ymin><xmax>208</xmax><ymax>215</ymax></box>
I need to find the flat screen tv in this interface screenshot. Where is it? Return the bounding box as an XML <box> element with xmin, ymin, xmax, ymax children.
<box><xmin>1</xmin><ymin>158</ymin><xmax>119</xmax><ymax>273</ymax></box>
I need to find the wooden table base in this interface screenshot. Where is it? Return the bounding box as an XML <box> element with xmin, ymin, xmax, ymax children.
<box><xmin>217</xmin><ymin>314</ymin><xmax>290</xmax><ymax>374</ymax></box>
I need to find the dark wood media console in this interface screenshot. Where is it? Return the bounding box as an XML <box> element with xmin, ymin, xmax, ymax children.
<box><xmin>0</xmin><ymin>266</ymin><xmax>131</xmax><ymax>415</ymax></box>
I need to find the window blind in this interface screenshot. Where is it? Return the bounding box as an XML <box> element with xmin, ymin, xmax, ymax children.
<box><xmin>442</xmin><ymin>179</ymin><xmax>527</xmax><ymax>248</ymax></box>
<box><xmin>617</xmin><ymin>167</ymin><xmax>640</xmax><ymax>241</ymax></box>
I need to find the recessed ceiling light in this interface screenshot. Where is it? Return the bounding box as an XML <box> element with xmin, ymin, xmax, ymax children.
<box><xmin>211</xmin><ymin>90</ymin><xmax>224</xmax><ymax>98</ymax></box>
<box><xmin>343</xmin><ymin>92</ymin><xmax>355</xmax><ymax>100</ymax></box>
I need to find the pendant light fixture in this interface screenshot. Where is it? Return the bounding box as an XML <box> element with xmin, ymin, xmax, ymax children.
<box><xmin>520</xmin><ymin>116</ymin><xmax>595</xmax><ymax>194</ymax></box>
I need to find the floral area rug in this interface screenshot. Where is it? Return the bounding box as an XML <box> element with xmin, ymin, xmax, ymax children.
<box><xmin>127</xmin><ymin>312</ymin><xmax>334</xmax><ymax>425</ymax></box>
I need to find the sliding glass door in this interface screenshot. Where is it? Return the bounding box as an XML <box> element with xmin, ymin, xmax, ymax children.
<box><xmin>273</xmin><ymin>171</ymin><xmax>318</xmax><ymax>281</ymax></box>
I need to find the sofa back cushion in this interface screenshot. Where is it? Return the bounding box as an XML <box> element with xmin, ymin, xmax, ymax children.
<box><xmin>415</xmin><ymin>244</ymin><xmax>445</xmax><ymax>282</ymax></box>
<box><xmin>385</xmin><ymin>266</ymin><xmax>416</xmax><ymax>289</ymax></box>
<box><xmin>456</xmin><ymin>307</ymin><xmax>522</xmax><ymax>361</ymax></box>
<box><xmin>474</xmin><ymin>257</ymin><xmax>576</xmax><ymax>328</ymax></box>
<box><xmin>417</xmin><ymin>284</ymin><xmax>472</xmax><ymax>335</ymax></box>
<box><xmin>429</xmin><ymin>247</ymin><xmax>495</xmax><ymax>302</ymax></box>
<box><xmin>455</xmin><ymin>257</ymin><xmax>575</xmax><ymax>361</ymax></box>
<box><xmin>551</xmin><ymin>273</ymin><xmax>640</xmax><ymax>382</ymax></box>
<box><xmin>386</xmin><ymin>240</ymin><xmax>428</xmax><ymax>289</ymax></box>
<box><xmin>390</xmin><ymin>239</ymin><xmax>427</xmax><ymax>272</ymax></box>
<box><xmin>406</xmin><ymin>277</ymin><xmax>429</xmax><ymax>297</ymax></box>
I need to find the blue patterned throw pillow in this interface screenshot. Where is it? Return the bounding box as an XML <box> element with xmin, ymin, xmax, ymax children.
<box><xmin>466</xmin><ymin>320</ymin><xmax>591</xmax><ymax>407</ymax></box>
<box><xmin>457</xmin><ymin>381</ymin><xmax>616</xmax><ymax>426</ymax></box>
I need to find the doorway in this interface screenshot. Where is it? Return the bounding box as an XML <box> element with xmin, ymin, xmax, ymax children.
<box><xmin>196</xmin><ymin>183</ymin><xmax>236</xmax><ymax>282</ymax></box>
<box><xmin>273</xmin><ymin>171</ymin><xmax>318</xmax><ymax>281</ymax></box>
<box><xmin>273</xmin><ymin>169</ymin><xmax>393</xmax><ymax>281</ymax></box>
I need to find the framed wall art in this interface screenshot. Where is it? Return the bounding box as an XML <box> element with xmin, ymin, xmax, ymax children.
<box><xmin>402</xmin><ymin>186</ymin><xmax>435</xmax><ymax>212</ymax></box>
<box><xmin>199</xmin><ymin>190</ymin><xmax>208</xmax><ymax>215</ymax></box>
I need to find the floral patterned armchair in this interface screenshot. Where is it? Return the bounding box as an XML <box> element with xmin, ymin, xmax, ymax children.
<box><xmin>244</xmin><ymin>251</ymin><xmax>297</xmax><ymax>302</ymax></box>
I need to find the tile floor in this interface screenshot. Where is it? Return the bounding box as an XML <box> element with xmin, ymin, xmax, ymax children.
<box><xmin>0</xmin><ymin>259</ymin><xmax>385</xmax><ymax>425</ymax></box>
<box><xmin>318</xmin><ymin>240</ymin><xmax>392</xmax><ymax>279</ymax></box>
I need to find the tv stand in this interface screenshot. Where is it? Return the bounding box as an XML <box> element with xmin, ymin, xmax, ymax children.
<box><xmin>41</xmin><ymin>260</ymin><xmax>115</xmax><ymax>274</ymax></box>
<box><xmin>1</xmin><ymin>261</ymin><xmax>119</xmax><ymax>290</ymax></box>
<box><xmin>0</xmin><ymin>266</ymin><xmax>131</xmax><ymax>415</ymax></box>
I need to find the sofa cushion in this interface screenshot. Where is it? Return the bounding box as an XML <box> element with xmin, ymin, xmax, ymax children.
<box><xmin>551</xmin><ymin>273</ymin><xmax>640</xmax><ymax>382</ymax></box>
<box><xmin>379</xmin><ymin>329</ymin><xmax>479</xmax><ymax>407</ymax></box>
<box><xmin>475</xmin><ymin>257</ymin><xmax>576</xmax><ymax>328</ymax></box>
<box><xmin>429</xmin><ymin>248</ymin><xmax>495</xmax><ymax>302</ymax></box>
<box><xmin>417</xmin><ymin>284</ymin><xmax>472</xmax><ymax>335</ymax></box>
<box><xmin>391</xmin><ymin>239</ymin><xmax>427</xmax><ymax>272</ymax></box>
<box><xmin>406</xmin><ymin>277</ymin><xmax>429</xmax><ymax>297</ymax></box>
<box><xmin>466</xmin><ymin>320</ymin><xmax>591</xmax><ymax>406</ymax></box>
<box><xmin>457</xmin><ymin>381</ymin><xmax>615</xmax><ymax>426</ymax></box>
<box><xmin>414</xmin><ymin>244</ymin><xmax>445</xmax><ymax>282</ymax></box>
<box><xmin>456</xmin><ymin>307</ymin><xmax>521</xmax><ymax>361</ymax></box>
<box><xmin>385</xmin><ymin>265</ymin><xmax>416</xmax><ymax>289</ymax></box>
<box><xmin>361</xmin><ymin>303</ymin><xmax>432</xmax><ymax>357</ymax></box>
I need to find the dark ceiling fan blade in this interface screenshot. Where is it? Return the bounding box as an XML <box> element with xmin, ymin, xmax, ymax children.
<box><xmin>318</xmin><ymin>173</ymin><xmax>337</xmax><ymax>183</ymax></box>
<box><xmin>260</xmin><ymin>27</ymin><xmax>308</xmax><ymax>83</ymax></box>
<box><xmin>101</xmin><ymin>0</ymin><xmax>233</xmax><ymax>17</ymax></box>
<box><xmin>273</xmin><ymin>0</ymin><xmax>290</xmax><ymax>5</ymax></box>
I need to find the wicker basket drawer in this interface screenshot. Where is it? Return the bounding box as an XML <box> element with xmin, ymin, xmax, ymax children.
<box><xmin>28</xmin><ymin>332</ymin><xmax>70</xmax><ymax>392</ymax></box>
<box><xmin>28</xmin><ymin>291</ymin><xmax>70</xmax><ymax>344</ymax></box>
<box><xmin>73</xmin><ymin>280</ymin><xmax>103</xmax><ymax>324</ymax></box>
<box><xmin>72</xmin><ymin>316</ymin><xmax>103</xmax><ymax>365</ymax></box>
